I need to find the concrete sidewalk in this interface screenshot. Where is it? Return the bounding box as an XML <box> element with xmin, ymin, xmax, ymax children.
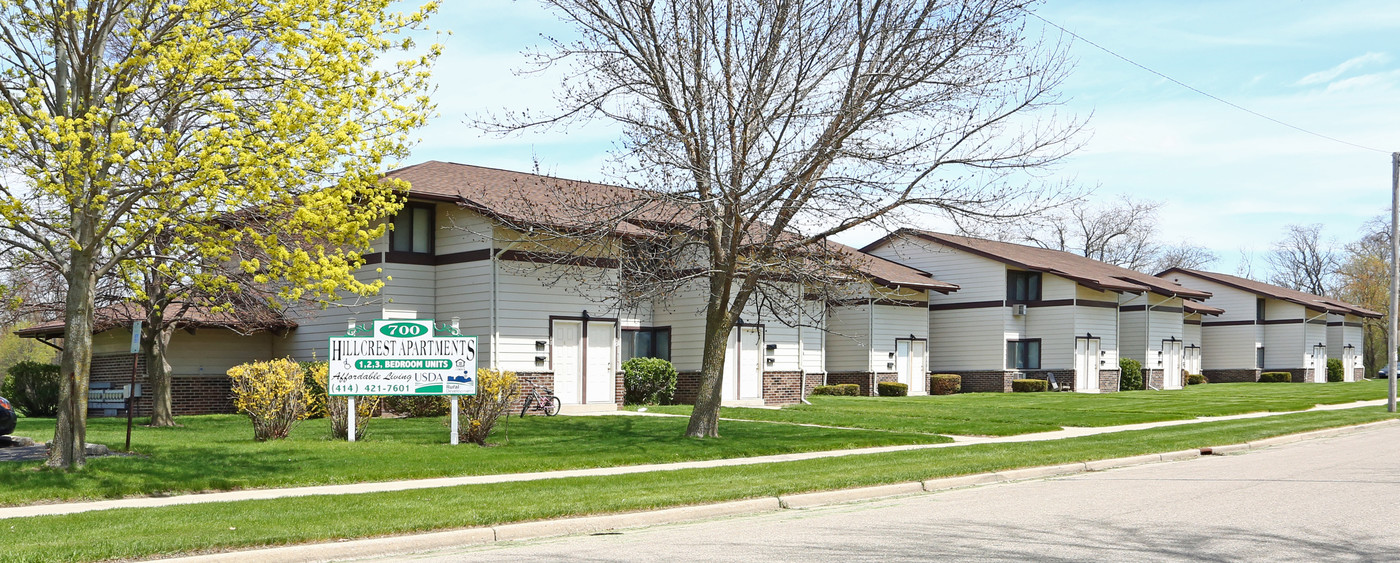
<box><xmin>0</xmin><ymin>398</ymin><xmax>1386</xmax><ymax>520</ymax></box>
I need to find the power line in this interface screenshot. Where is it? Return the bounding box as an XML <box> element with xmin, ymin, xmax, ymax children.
<box><xmin>1026</xmin><ymin>10</ymin><xmax>1390</xmax><ymax>154</ymax></box>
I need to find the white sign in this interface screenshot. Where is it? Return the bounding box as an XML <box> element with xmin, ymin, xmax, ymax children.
<box><xmin>129</xmin><ymin>320</ymin><xmax>143</xmax><ymax>354</ymax></box>
<box><xmin>328</xmin><ymin>319</ymin><xmax>477</xmax><ymax>396</ymax></box>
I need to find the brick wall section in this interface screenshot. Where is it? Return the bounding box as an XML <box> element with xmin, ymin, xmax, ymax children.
<box><xmin>1204</xmin><ymin>368</ymin><xmax>1261</xmax><ymax>383</ymax></box>
<box><xmin>959</xmin><ymin>370</ymin><xmax>1015</xmax><ymax>393</ymax></box>
<box><xmin>512</xmin><ymin>371</ymin><xmax>555</xmax><ymax>412</ymax></box>
<box><xmin>1355</xmin><ymin>367</ymin><xmax>1365</xmax><ymax>381</ymax></box>
<box><xmin>674</xmin><ymin>371</ymin><xmax>701</xmax><ymax>404</ymax></box>
<box><xmin>1143</xmin><ymin>369</ymin><xmax>1164</xmax><ymax>390</ymax></box>
<box><xmin>762</xmin><ymin>371</ymin><xmax>802</xmax><ymax>405</ymax></box>
<box><xmin>1099</xmin><ymin>370</ymin><xmax>1121</xmax><ymax>393</ymax></box>
<box><xmin>1280</xmin><ymin>368</ymin><xmax>1309</xmax><ymax>383</ymax></box>
<box><xmin>825</xmin><ymin>372</ymin><xmax>877</xmax><ymax>396</ymax></box>
<box><xmin>803</xmin><ymin>372</ymin><xmax>826</xmax><ymax>397</ymax></box>
<box><xmin>89</xmin><ymin>353</ymin><xmax>236</xmax><ymax>417</ymax></box>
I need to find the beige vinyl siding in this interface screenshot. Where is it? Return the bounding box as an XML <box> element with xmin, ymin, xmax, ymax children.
<box><xmin>652</xmin><ymin>279</ymin><xmax>709</xmax><ymax>372</ymax></box>
<box><xmin>1183</xmin><ymin>315</ymin><xmax>1202</xmax><ymax>349</ymax></box>
<box><xmin>1262</xmin><ymin>301</ymin><xmax>1305</xmax><ymax>370</ymax></box>
<box><xmin>930</xmin><ymin>307</ymin><xmax>1004</xmax><ymax>370</ymax></box>
<box><xmin>435</xmin><ymin>260</ymin><xmax>493</xmax><ymax>360</ymax></box>
<box><xmin>272</xmin><ymin>268</ymin><xmax>388</xmax><ymax>360</ymax></box>
<box><xmin>379</xmin><ymin>263</ymin><xmax>436</xmax><ymax>319</ymax></box>
<box><xmin>872</xmin><ymin>304</ymin><xmax>929</xmax><ymax>372</ymax></box>
<box><xmin>870</xmin><ymin>237</ymin><xmax>1006</xmax><ymax>301</ymax></box>
<box><xmin>1023</xmin><ymin>300</ymin><xmax>1075</xmax><ymax>369</ymax></box>
<box><xmin>96</xmin><ymin>329</ymin><xmax>274</xmax><ymax>377</ymax></box>
<box><xmin>1304</xmin><ymin>314</ymin><xmax>1329</xmax><ymax>374</ymax></box>
<box><xmin>436</xmin><ymin>206</ymin><xmax>492</xmax><ymax>255</ymax></box>
<box><xmin>1327</xmin><ymin>314</ymin><xmax>1365</xmax><ymax>374</ymax></box>
<box><xmin>826</xmin><ymin>303</ymin><xmax>873</xmax><ymax>373</ymax></box>
<box><xmin>493</xmin><ymin>265</ymin><xmax>626</xmax><ymax>374</ymax></box>
<box><xmin>1162</xmin><ymin>273</ymin><xmax>1264</xmax><ymax>370</ymax></box>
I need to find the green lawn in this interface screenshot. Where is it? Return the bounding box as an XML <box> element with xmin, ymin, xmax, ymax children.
<box><xmin>634</xmin><ymin>380</ymin><xmax>1391</xmax><ymax>435</ymax></box>
<box><xmin>0</xmin><ymin>414</ymin><xmax>947</xmax><ymax>506</ymax></box>
<box><xmin>3</xmin><ymin>407</ymin><xmax>1393</xmax><ymax>563</ymax></box>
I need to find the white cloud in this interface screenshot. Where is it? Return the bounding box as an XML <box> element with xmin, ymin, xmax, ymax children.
<box><xmin>1296</xmin><ymin>52</ymin><xmax>1390</xmax><ymax>85</ymax></box>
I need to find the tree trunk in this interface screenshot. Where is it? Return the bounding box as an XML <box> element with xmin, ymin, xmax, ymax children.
<box><xmin>48</xmin><ymin>255</ymin><xmax>96</xmax><ymax>469</ymax></box>
<box><xmin>685</xmin><ymin>316</ymin><xmax>732</xmax><ymax>438</ymax></box>
<box><xmin>145</xmin><ymin>324</ymin><xmax>175</xmax><ymax>427</ymax></box>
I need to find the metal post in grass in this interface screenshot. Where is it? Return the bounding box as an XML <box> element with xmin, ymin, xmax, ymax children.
<box><xmin>1389</xmin><ymin>152</ymin><xmax>1398</xmax><ymax>413</ymax></box>
<box><xmin>347</xmin><ymin>318</ymin><xmax>357</xmax><ymax>442</ymax></box>
<box><xmin>125</xmin><ymin>320</ymin><xmax>142</xmax><ymax>452</ymax></box>
<box><xmin>450</xmin><ymin>397</ymin><xmax>459</xmax><ymax>445</ymax></box>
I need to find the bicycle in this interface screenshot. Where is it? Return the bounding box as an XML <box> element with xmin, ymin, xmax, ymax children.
<box><xmin>520</xmin><ymin>385</ymin><xmax>562</xmax><ymax>417</ymax></box>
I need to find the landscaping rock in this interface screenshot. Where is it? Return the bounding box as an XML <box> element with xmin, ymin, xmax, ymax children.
<box><xmin>0</xmin><ymin>435</ymin><xmax>36</xmax><ymax>447</ymax></box>
<box><xmin>85</xmin><ymin>443</ymin><xmax>111</xmax><ymax>456</ymax></box>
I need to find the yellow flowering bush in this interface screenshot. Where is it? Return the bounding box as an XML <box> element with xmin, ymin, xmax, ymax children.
<box><xmin>227</xmin><ymin>358</ymin><xmax>311</xmax><ymax>441</ymax></box>
<box><xmin>306</xmin><ymin>361</ymin><xmax>380</xmax><ymax>440</ymax></box>
<box><xmin>454</xmin><ymin>368</ymin><xmax>520</xmax><ymax>446</ymax></box>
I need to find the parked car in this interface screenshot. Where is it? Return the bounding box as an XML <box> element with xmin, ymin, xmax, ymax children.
<box><xmin>1379</xmin><ymin>367</ymin><xmax>1389</xmax><ymax>379</ymax></box>
<box><xmin>0</xmin><ymin>396</ymin><xmax>15</xmax><ymax>436</ymax></box>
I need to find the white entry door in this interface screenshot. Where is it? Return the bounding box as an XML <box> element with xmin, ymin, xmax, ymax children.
<box><xmin>1313</xmin><ymin>344</ymin><xmax>1328</xmax><ymax>383</ymax></box>
<box><xmin>737</xmin><ymin>326</ymin><xmax>762</xmax><ymax>400</ymax></box>
<box><xmin>1162</xmin><ymin>340</ymin><xmax>1183</xmax><ymax>390</ymax></box>
<box><xmin>896</xmin><ymin>340</ymin><xmax>928</xmax><ymax>395</ymax></box>
<box><xmin>552</xmin><ymin>320</ymin><xmax>583</xmax><ymax>404</ymax></box>
<box><xmin>1074</xmin><ymin>337</ymin><xmax>1100</xmax><ymax>392</ymax></box>
<box><xmin>1183</xmin><ymin>346</ymin><xmax>1201</xmax><ymax>376</ymax></box>
<box><xmin>1342</xmin><ymin>347</ymin><xmax>1356</xmax><ymax>382</ymax></box>
<box><xmin>585</xmin><ymin>321</ymin><xmax>616</xmax><ymax>404</ymax></box>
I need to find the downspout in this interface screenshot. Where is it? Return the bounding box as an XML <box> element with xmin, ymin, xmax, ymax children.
<box><xmin>1145</xmin><ymin>294</ymin><xmax>1159</xmax><ymax>390</ymax></box>
<box><xmin>1119</xmin><ymin>291</ymin><xmax>1143</xmax><ymax>388</ymax></box>
<box><xmin>798</xmin><ymin>282</ymin><xmax>810</xmax><ymax>405</ymax></box>
<box><xmin>490</xmin><ymin>240</ymin><xmax>520</xmax><ymax>371</ymax></box>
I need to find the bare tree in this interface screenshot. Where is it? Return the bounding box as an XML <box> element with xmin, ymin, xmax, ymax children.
<box><xmin>1267</xmin><ymin>223</ymin><xmax>1339</xmax><ymax>296</ymax></box>
<box><xmin>1236</xmin><ymin>248</ymin><xmax>1258</xmax><ymax>280</ymax></box>
<box><xmin>1151</xmin><ymin>242</ymin><xmax>1217</xmax><ymax>274</ymax></box>
<box><xmin>1337</xmin><ymin>216</ymin><xmax>1389</xmax><ymax>376</ymax></box>
<box><xmin>1002</xmin><ymin>195</ymin><xmax>1162</xmax><ymax>270</ymax></box>
<box><xmin>485</xmin><ymin>0</ymin><xmax>1081</xmax><ymax>437</ymax></box>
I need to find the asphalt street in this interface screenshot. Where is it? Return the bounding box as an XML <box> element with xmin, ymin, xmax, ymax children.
<box><xmin>379</xmin><ymin>423</ymin><xmax>1400</xmax><ymax>562</ymax></box>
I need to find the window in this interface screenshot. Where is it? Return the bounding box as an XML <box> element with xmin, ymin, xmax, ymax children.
<box><xmin>1006</xmin><ymin>339</ymin><xmax>1041</xmax><ymax>370</ymax></box>
<box><xmin>390</xmin><ymin>203</ymin><xmax>434</xmax><ymax>254</ymax></box>
<box><xmin>1256</xmin><ymin>298</ymin><xmax>1265</xmax><ymax>323</ymax></box>
<box><xmin>1256</xmin><ymin>346</ymin><xmax>1265</xmax><ymax>369</ymax></box>
<box><xmin>1007</xmin><ymin>271</ymin><xmax>1042</xmax><ymax>302</ymax></box>
<box><xmin>622</xmin><ymin>327</ymin><xmax>671</xmax><ymax>361</ymax></box>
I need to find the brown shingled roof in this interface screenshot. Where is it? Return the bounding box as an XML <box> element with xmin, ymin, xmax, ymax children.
<box><xmin>864</xmin><ymin>230</ymin><xmax>1211</xmax><ymax>299</ymax></box>
<box><xmin>388</xmin><ymin>161</ymin><xmax>959</xmax><ymax>294</ymax></box>
<box><xmin>1160</xmin><ymin>268</ymin><xmax>1381</xmax><ymax>319</ymax></box>
<box><xmin>16</xmin><ymin>302</ymin><xmax>296</xmax><ymax>339</ymax></box>
<box><xmin>1183</xmin><ymin>300</ymin><xmax>1224</xmax><ymax>316</ymax></box>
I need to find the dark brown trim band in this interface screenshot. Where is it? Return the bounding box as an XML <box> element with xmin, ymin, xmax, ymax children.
<box><xmin>384</xmin><ymin>251</ymin><xmax>435</xmax><ymax>266</ymax></box>
<box><xmin>361</xmin><ymin>253</ymin><xmax>382</xmax><ymax>265</ymax></box>
<box><xmin>1201</xmin><ymin>319</ymin><xmax>1257</xmax><ymax>327</ymax></box>
<box><xmin>1026</xmin><ymin>299</ymin><xmax>1075</xmax><ymax>308</ymax></box>
<box><xmin>500</xmin><ymin>249</ymin><xmax>620</xmax><ymax>269</ymax></box>
<box><xmin>1328</xmin><ymin>321</ymin><xmax>1364</xmax><ymax>327</ymax></box>
<box><xmin>1261</xmin><ymin>318</ymin><xmax>1305</xmax><ymax>325</ymax></box>
<box><xmin>435</xmin><ymin>248</ymin><xmax>491</xmax><ymax>265</ymax></box>
<box><xmin>929</xmin><ymin>300</ymin><xmax>1004</xmax><ymax>311</ymax></box>
<box><xmin>1077</xmin><ymin>299</ymin><xmax>1120</xmax><ymax>309</ymax></box>
<box><xmin>1184</xmin><ymin>319</ymin><xmax>1202</xmax><ymax>325</ymax></box>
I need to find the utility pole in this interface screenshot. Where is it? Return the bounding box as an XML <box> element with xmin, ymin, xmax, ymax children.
<box><xmin>1389</xmin><ymin>152</ymin><xmax>1398</xmax><ymax>413</ymax></box>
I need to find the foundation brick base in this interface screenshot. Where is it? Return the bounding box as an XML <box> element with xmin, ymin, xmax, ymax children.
<box><xmin>89</xmin><ymin>354</ymin><xmax>236</xmax><ymax>417</ymax></box>
<box><xmin>672</xmin><ymin>370</ymin><xmax>807</xmax><ymax>405</ymax></box>
<box><xmin>1099</xmin><ymin>370</ymin><xmax>1121</xmax><ymax>393</ymax></box>
<box><xmin>1015</xmin><ymin>370</ymin><xmax>1077</xmax><ymax>392</ymax></box>
<box><xmin>1144</xmin><ymin>369</ymin><xmax>1164</xmax><ymax>390</ymax></box>
<box><xmin>1204</xmin><ymin>368</ymin><xmax>1261</xmax><ymax>383</ymax></box>
<box><xmin>956</xmin><ymin>370</ymin><xmax>1015</xmax><ymax>393</ymax></box>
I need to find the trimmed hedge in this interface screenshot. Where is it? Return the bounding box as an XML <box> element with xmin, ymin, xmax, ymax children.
<box><xmin>1326</xmin><ymin>358</ymin><xmax>1344</xmax><ymax>383</ymax></box>
<box><xmin>811</xmin><ymin>383</ymin><xmax>860</xmax><ymax>396</ymax></box>
<box><xmin>2</xmin><ymin>361</ymin><xmax>60</xmax><ymax>417</ymax></box>
<box><xmin>877</xmin><ymin>382</ymin><xmax>908</xmax><ymax>397</ymax></box>
<box><xmin>1119</xmin><ymin>358</ymin><xmax>1144</xmax><ymax>391</ymax></box>
<box><xmin>1259</xmin><ymin>371</ymin><xmax>1293</xmax><ymax>383</ymax></box>
<box><xmin>930</xmin><ymin>374</ymin><xmax>961</xmax><ymax>395</ymax></box>
<box><xmin>383</xmin><ymin>396</ymin><xmax>450</xmax><ymax>418</ymax></box>
<box><xmin>1186</xmin><ymin>373</ymin><xmax>1207</xmax><ymax>385</ymax></box>
<box><xmin>622</xmin><ymin>357</ymin><xmax>678</xmax><ymax>405</ymax></box>
<box><xmin>1011</xmin><ymin>379</ymin><xmax>1047</xmax><ymax>393</ymax></box>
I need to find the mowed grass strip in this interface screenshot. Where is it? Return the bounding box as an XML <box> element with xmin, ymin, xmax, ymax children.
<box><xmin>637</xmin><ymin>380</ymin><xmax>1390</xmax><ymax>435</ymax></box>
<box><xmin>0</xmin><ymin>414</ymin><xmax>947</xmax><ymax>506</ymax></box>
<box><xmin>3</xmin><ymin>408</ymin><xmax>1393</xmax><ymax>563</ymax></box>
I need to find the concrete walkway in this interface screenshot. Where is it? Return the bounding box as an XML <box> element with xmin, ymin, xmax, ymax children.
<box><xmin>0</xmin><ymin>399</ymin><xmax>1385</xmax><ymax>520</ymax></box>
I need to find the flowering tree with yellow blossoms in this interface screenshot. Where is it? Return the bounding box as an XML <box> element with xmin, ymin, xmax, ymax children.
<box><xmin>0</xmin><ymin>0</ymin><xmax>440</xmax><ymax>468</ymax></box>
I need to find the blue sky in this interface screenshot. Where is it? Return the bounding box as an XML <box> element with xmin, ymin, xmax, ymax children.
<box><xmin>406</xmin><ymin>1</ymin><xmax>1400</xmax><ymax>274</ymax></box>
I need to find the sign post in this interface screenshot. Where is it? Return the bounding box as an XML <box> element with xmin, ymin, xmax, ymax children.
<box><xmin>329</xmin><ymin>319</ymin><xmax>477</xmax><ymax>443</ymax></box>
<box><xmin>125</xmin><ymin>320</ymin><xmax>142</xmax><ymax>452</ymax></box>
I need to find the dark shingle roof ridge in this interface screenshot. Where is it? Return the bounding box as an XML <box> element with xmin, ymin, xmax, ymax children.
<box><xmin>1162</xmin><ymin>268</ymin><xmax>1380</xmax><ymax>318</ymax></box>
<box><xmin>899</xmin><ymin>229</ymin><xmax>1210</xmax><ymax>298</ymax></box>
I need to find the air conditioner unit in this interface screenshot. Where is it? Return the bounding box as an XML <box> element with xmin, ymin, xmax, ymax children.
<box><xmin>1012</xmin><ymin>304</ymin><xmax>1028</xmax><ymax>316</ymax></box>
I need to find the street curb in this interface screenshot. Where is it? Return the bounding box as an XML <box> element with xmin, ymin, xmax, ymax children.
<box><xmin>155</xmin><ymin>419</ymin><xmax>1397</xmax><ymax>562</ymax></box>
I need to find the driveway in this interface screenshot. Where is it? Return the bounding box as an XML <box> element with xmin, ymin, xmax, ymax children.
<box><xmin>383</xmin><ymin>423</ymin><xmax>1400</xmax><ymax>562</ymax></box>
